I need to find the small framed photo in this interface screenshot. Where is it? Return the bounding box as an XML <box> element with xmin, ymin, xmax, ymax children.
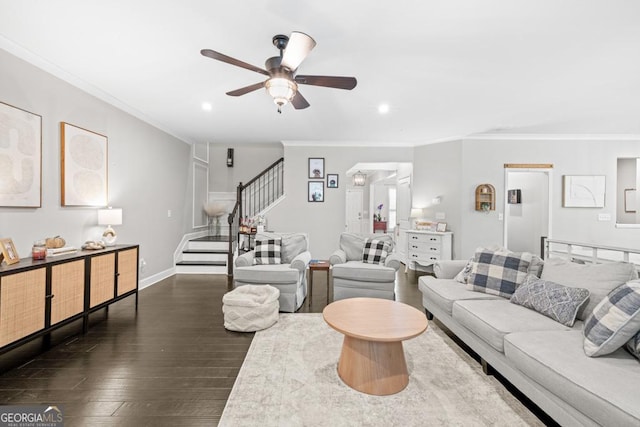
<box><xmin>327</xmin><ymin>174</ymin><xmax>339</xmax><ymax>188</ymax></box>
<box><xmin>508</xmin><ymin>189</ymin><xmax>522</xmax><ymax>204</ymax></box>
<box><xmin>308</xmin><ymin>181</ymin><xmax>324</xmax><ymax>202</ymax></box>
<box><xmin>308</xmin><ymin>158</ymin><xmax>325</xmax><ymax>179</ymax></box>
<box><xmin>436</xmin><ymin>222</ymin><xmax>447</xmax><ymax>232</ymax></box>
<box><xmin>0</xmin><ymin>238</ymin><xmax>20</xmax><ymax>265</ymax></box>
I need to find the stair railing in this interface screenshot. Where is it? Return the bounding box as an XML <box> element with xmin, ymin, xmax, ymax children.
<box><xmin>227</xmin><ymin>157</ymin><xmax>284</xmax><ymax>277</ymax></box>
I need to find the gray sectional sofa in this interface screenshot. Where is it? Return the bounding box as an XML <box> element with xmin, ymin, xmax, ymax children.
<box><xmin>419</xmin><ymin>257</ymin><xmax>640</xmax><ymax>427</ymax></box>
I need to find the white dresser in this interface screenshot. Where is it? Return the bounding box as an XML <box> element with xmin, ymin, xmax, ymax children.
<box><xmin>405</xmin><ymin>230</ymin><xmax>453</xmax><ymax>271</ymax></box>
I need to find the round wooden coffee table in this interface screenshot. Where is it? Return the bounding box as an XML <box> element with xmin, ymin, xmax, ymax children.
<box><xmin>322</xmin><ymin>297</ymin><xmax>428</xmax><ymax>395</ymax></box>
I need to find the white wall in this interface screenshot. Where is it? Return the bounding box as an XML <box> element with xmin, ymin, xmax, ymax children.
<box><xmin>209</xmin><ymin>143</ymin><xmax>283</xmax><ymax>192</ymax></box>
<box><xmin>506</xmin><ymin>172</ymin><xmax>549</xmax><ymax>254</ymax></box>
<box><xmin>413</xmin><ymin>137</ymin><xmax>640</xmax><ymax>259</ymax></box>
<box><xmin>267</xmin><ymin>145</ymin><xmax>414</xmax><ymax>258</ymax></box>
<box><xmin>0</xmin><ymin>48</ymin><xmax>194</xmax><ymax>281</ymax></box>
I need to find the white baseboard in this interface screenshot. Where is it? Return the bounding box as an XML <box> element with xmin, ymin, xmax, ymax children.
<box><xmin>139</xmin><ymin>267</ymin><xmax>176</xmax><ymax>291</ymax></box>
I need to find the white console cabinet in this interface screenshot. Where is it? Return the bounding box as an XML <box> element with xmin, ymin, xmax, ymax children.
<box><xmin>405</xmin><ymin>230</ymin><xmax>452</xmax><ymax>271</ymax></box>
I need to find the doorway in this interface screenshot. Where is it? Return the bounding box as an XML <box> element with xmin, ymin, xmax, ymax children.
<box><xmin>345</xmin><ymin>189</ymin><xmax>364</xmax><ymax>234</ymax></box>
<box><xmin>503</xmin><ymin>166</ymin><xmax>553</xmax><ymax>256</ymax></box>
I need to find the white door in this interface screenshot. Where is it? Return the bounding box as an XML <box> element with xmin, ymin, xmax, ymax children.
<box><xmin>504</xmin><ymin>169</ymin><xmax>552</xmax><ymax>256</ymax></box>
<box><xmin>395</xmin><ymin>177</ymin><xmax>411</xmax><ymax>264</ymax></box>
<box><xmin>346</xmin><ymin>189</ymin><xmax>364</xmax><ymax>233</ymax></box>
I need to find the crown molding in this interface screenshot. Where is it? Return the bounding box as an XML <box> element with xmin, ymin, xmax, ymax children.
<box><xmin>465</xmin><ymin>133</ymin><xmax>640</xmax><ymax>141</ymax></box>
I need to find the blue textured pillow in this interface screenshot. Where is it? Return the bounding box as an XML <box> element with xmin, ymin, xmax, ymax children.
<box><xmin>626</xmin><ymin>331</ymin><xmax>640</xmax><ymax>360</ymax></box>
<box><xmin>510</xmin><ymin>275</ymin><xmax>590</xmax><ymax>327</ymax></box>
<box><xmin>583</xmin><ymin>280</ymin><xmax>640</xmax><ymax>357</ymax></box>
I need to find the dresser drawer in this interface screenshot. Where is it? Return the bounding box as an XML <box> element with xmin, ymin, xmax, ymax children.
<box><xmin>408</xmin><ymin>241</ymin><xmax>441</xmax><ymax>254</ymax></box>
<box><xmin>407</xmin><ymin>234</ymin><xmax>442</xmax><ymax>245</ymax></box>
<box><xmin>408</xmin><ymin>252</ymin><xmax>441</xmax><ymax>263</ymax></box>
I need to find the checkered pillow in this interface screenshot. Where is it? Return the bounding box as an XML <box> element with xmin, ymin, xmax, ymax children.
<box><xmin>583</xmin><ymin>280</ymin><xmax>640</xmax><ymax>357</ymax></box>
<box><xmin>467</xmin><ymin>247</ymin><xmax>533</xmax><ymax>298</ymax></box>
<box><xmin>362</xmin><ymin>238</ymin><xmax>390</xmax><ymax>265</ymax></box>
<box><xmin>253</xmin><ymin>239</ymin><xmax>281</xmax><ymax>265</ymax></box>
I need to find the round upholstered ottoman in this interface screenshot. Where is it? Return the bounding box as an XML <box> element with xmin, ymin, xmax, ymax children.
<box><xmin>222</xmin><ymin>285</ymin><xmax>280</xmax><ymax>332</ymax></box>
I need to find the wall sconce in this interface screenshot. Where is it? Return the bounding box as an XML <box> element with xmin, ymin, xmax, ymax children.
<box><xmin>227</xmin><ymin>148</ymin><xmax>234</xmax><ymax>167</ymax></box>
<box><xmin>352</xmin><ymin>171</ymin><xmax>366</xmax><ymax>186</ymax></box>
<box><xmin>98</xmin><ymin>207</ymin><xmax>123</xmax><ymax>246</ymax></box>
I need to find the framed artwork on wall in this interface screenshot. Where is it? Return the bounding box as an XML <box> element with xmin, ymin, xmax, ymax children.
<box><xmin>507</xmin><ymin>189</ymin><xmax>522</xmax><ymax>204</ymax></box>
<box><xmin>308</xmin><ymin>158</ymin><xmax>325</xmax><ymax>179</ymax></box>
<box><xmin>562</xmin><ymin>175</ymin><xmax>605</xmax><ymax>208</ymax></box>
<box><xmin>61</xmin><ymin>122</ymin><xmax>108</xmax><ymax>207</ymax></box>
<box><xmin>0</xmin><ymin>101</ymin><xmax>42</xmax><ymax>207</ymax></box>
<box><xmin>308</xmin><ymin>181</ymin><xmax>324</xmax><ymax>202</ymax></box>
<box><xmin>0</xmin><ymin>238</ymin><xmax>20</xmax><ymax>265</ymax></box>
<box><xmin>327</xmin><ymin>174</ymin><xmax>339</xmax><ymax>188</ymax></box>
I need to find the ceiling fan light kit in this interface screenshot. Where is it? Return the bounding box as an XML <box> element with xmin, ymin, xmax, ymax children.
<box><xmin>201</xmin><ymin>31</ymin><xmax>357</xmax><ymax>113</ymax></box>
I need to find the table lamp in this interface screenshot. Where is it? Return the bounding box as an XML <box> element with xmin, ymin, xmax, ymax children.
<box><xmin>98</xmin><ymin>207</ymin><xmax>122</xmax><ymax>246</ymax></box>
<box><xmin>410</xmin><ymin>208</ymin><xmax>423</xmax><ymax>228</ymax></box>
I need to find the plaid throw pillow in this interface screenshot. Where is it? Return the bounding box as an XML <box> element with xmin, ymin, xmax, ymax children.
<box><xmin>253</xmin><ymin>239</ymin><xmax>281</xmax><ymax>265</ymax></box>
<box><xmin>626</xmin><ymin>330</ymin><xmax>640</xmax><ymax>360</ymax></box>
<box><xmin>583</xmin><ymin>280</ymin><xmax>640</xmax><ymax>357</ymax></box>
<box><xmin>362</xmin><ymin>238</ymin><xmax>390</xmax><ymax>265</ymax></box>
<box><xmin>467</xmin><ymin>247</ymin><xmax>533</xmax><ymax>298</ymax></box>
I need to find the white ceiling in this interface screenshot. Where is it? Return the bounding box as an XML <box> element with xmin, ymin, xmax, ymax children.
<box><xmin>1</xmin><ymin>0</ymin><xmax>639</xmax><ymax>146</ymax></box>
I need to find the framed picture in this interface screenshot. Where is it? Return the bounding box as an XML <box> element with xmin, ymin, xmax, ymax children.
<box><xmin>308</xmin><ymin>158</ymin><xmax>325</xmax><ymax>179</ymax></box>
<box><xmin>436</xmin><ymin>222</ymin><xmax>447</xmax><ymax>232</ymax></box>
<box><xmin>0</xmin><ymin>101</ymin><xmax>42</xmax><ymax>207</ymax></box>
<box><xmin>562</xmin><ymin>175</ymin><xmax>605</xmax><ymax>208</ymax></box>
<box><xmin>327</xmin><ymin>174</ymin><xmax>339</xmax><ymax>188</ymax></box>
<box><xmin>0</xmin><ymin>238</ymin><xmax>20</xmax><ymax>265</ymax></box>
<box><xmin>625</xmin><ymin>188</ymin><xmax>637</xmax><ymax>213</ymax></box>
<box><xmin>508</xmin><ymin>189</ymin><xmax>522</xmax><ymax>204</ymax></box>
<box><xmin>61</xmin><ymin>122</ymin><xmax>108</xmax><ymax>207</ymax></box>
<box><xmin>308</xmin><ymin>181</ymin><xmax>324</xmax><ymax>202</ymax></box>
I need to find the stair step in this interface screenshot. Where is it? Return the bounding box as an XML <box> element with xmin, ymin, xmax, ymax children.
<box><xmin>181</xmin><ymin>251</ymin><xmax>228</xmax><ymax>262</ymax></box>
<box><xmin>182</xmin><ymin>249</ymin><xmax>229</xmax><ymax>254</ymax></box>
<box><xmin>176</xmin><ymin>261</ymin><xmax>226</xmax><ymax>266</ymax></box>
<box><xmin>191</xmin><ymin>236</ymin><xmax>233</xmax><ymax>242</ymax></box>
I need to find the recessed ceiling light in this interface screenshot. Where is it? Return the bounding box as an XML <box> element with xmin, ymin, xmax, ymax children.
<box><xmin>378</xmin><ymin>103</ymin><xmax>390</xmax><ymax>114</ymax></box>
<box><xmin>201</xmin><ymin>102</ymin><xmax>213</xmax><ymax>111</ymax></box>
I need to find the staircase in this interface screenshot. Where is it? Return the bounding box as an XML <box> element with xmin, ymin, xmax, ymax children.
<box><xmin>175</xmin><ymin>157</ymin><xmax>284</xmax><ymax>277</ymax></box>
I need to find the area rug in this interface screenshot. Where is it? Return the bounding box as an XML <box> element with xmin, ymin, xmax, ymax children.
<box><xmin>219</xmin><ymin>314</ymin><xmax>543</xmax><ymax>426</ymax></box>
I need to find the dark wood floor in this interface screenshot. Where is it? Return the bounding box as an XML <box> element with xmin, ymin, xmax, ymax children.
<box><xmin>0</xmin><ymin>268</ymin><xmax>426</xmax><ymax>426</ymax></box>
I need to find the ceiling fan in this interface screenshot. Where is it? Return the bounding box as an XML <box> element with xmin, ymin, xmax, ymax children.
<box><xmin>201</xmin><ymin>32</ymin><xmax>357</xmax><ymax>113</ymax></box>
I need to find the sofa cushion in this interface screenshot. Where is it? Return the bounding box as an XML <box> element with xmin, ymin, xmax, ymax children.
<box><xmin>504</xmin><ymin>330</ymin><xmax>640</xmax><ymax>427</ymax></box>
<box><xmin>332</xmin><ymin>261</ymin><xmax>396</xmax><ymax>283</ymax></box>
<box><xmin>256</xmin><ymin>232</ymin><xmax>308</xmax><ymax>264</ymax></box>
<box><xmin>510</xmin><ymin>275</ymin><xmax>590</xmax><ymax>327</ymax></box>
<box><xmin>626</xmin><ymin>331</ymin><xmax>640</xmax><ymax>360</ymax></box>
<box><xmin>234</xmin><ymin>264</ymin><xmax>299</xmax><ymax>284</ymax></box>
<box><xmin>339</xmin><ymin>232</ymin><xmax>394</xmax><ymax>261</ymax></box>
<box><xmin>418</xmin><ymin>276</ymin><xmax>501</xmax><ymax>316</ymax></box>
<box><xmin>362</xmin><ymin>238</ymin><xmax>390</xmax><ymax>264</ymax></box>
<box><xmin>452</xmin><ymin>299</ymin><xmax>572</xmax><ymax>353</ymax></box>
<box><xmin>583</xmin><ymin>280</ymin><xmax>640</xmax><ymax>357</ymax></box>
<box><xmin>467</xmin><ymin>247</ymin><xmax>533</xmax><ymax>298</ymax></box>
<box><xmin>541</xmin><ymin>258</ymin><xmax>638</xmax><ymax>321</ymax></box>
<box><xmin>253</xmin><ymin>239</ymin><xmax>281</xmax><ymax>265</ymax></box>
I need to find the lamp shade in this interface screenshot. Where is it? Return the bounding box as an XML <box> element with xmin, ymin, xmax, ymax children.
<box><xmin>352</xmin><ymin>171</ymin><xmax>366</xmax><ymax>186</ymax></box>
<box><xmin>410</xmin><ymin>208</ymin><xmax>423</xmax><ymax>218</ymax></box>
<box><xmin>98</xmin><ymin>208</ymin><xmax>122</xmax><ymax>226</ymax></box>
<box><xmin>265</xmin><ymin>77</ymin><xmax>297</xmax><ymax>107</ymax></box>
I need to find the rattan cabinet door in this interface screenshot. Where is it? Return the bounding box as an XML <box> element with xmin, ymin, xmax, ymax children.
<box><xmin>0</xmin><ymin>268</ymin><xmax>46</xmax><ymax>347</ymax></box>
<box><xmin>90</xmin><ymin>253</ymin><xmax>115</xmax><ymax>308</ymax></box>
<box><xmin>117</xmin><ymin>248</ymin><xmax>138</xmax><ymax>296</ymax></box>
<box><xmin>51</xmin><ymin>260</ymin><xmax>85</xmax><ymax>325</ymax></box>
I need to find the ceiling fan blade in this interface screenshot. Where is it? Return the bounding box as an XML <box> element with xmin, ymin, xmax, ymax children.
<box><xmin>201</xmin><ymin>49</ymin><xmax>269</xmax><ymax>76</ymax></box>
<box><xmin>226</xmin><ymin>81</ymin><xmax>265</xmax><ymax>97</ymax></box>
<box><xmin>281</xmin><ymin>32</ymin><xmax>316</xmax><ymax>71</ymax></box>
<box><xmin>295</xmin><ymin>75</ymin><xmax>357</xmax><ymax>90</ymax></box>
<box><xmin>291</xmin><ymin>91</ymin><xmax>310</xmax><ymax>109</ymax></box>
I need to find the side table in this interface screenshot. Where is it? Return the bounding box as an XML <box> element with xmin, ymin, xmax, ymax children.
<box><xmin>308</xmin><ymin>260</ymin><xmax>331</xmax><ymax>305</ymax></box>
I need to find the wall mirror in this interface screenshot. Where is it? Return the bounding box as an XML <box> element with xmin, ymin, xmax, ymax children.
<box><xmin>616</xmin><ymin>158</ymin><xmax>640</xmax><ymax>227</ymax></box>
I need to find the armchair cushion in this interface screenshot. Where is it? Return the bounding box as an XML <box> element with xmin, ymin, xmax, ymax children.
<box><xmin>234</xmin><ymin>264</ymin><xmax>300</xmax><ymax>284</ymax></box>
<box><xmin>256</xmin><ymin>232</ymin><xmax>308</xmax><ymax>263</ymax></box>
<box><xmin>362</xmin><ymin>238</ymin><xmax>391</xmax><ymax>264</ymax></box>
<box><xmin>253</xmin><ymin>239</ymin><xmax>281</xmax><ymax>265</ymax></box>
<box><xmin>339</xmin><ymin>232</ymin><xmax>394</xmax><ymax>261</ymax></box>
<box><xmin>332</xmin><ymin>261</ymin><xmax>396</xmax><ymax>283</ymax></box>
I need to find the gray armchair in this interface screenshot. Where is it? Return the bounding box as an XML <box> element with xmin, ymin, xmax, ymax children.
<box><xmin>329</xmin><ymin>232</ymin><xmax>401</xmax><ymax>301</ymax></box>
<box><xmin>234</xmin><ymin>232</ymin><xmax>311</xmax><ymax>312</ymax></box>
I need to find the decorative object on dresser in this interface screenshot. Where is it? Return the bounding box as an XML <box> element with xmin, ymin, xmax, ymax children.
<box><xmin>475</xmin><ymin>183</ymin><xmax>495</xmax><ymax>211</ymax></box>
<box><xmin>405</xmin><ymin>230</ymin><xmax>452</xmax><ymax>271</ymax></box>
<box><xmin>0</xmin><ymin>245</ymin><xmax>139</xmax><ymax>353</ymax></box>
<box><xmin>0</xmin><ymin>238</ymin><xmax>20</xmax><ymax>265</ymax></box>
<box><xmin>0</xmin><ymin>101</ymin><xmax>42</xmax><ymax>208</ymax></box>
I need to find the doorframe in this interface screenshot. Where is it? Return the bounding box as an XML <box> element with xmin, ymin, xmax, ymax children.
<box><xmin>502</xmin><ymin>164</ymin><xmax>554</xmax><ymax>253</ymax></box>
<box><xmin>345</xmin><ymin>188</ymin><xmax>364</xmax><ymax>233</ymax></box>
